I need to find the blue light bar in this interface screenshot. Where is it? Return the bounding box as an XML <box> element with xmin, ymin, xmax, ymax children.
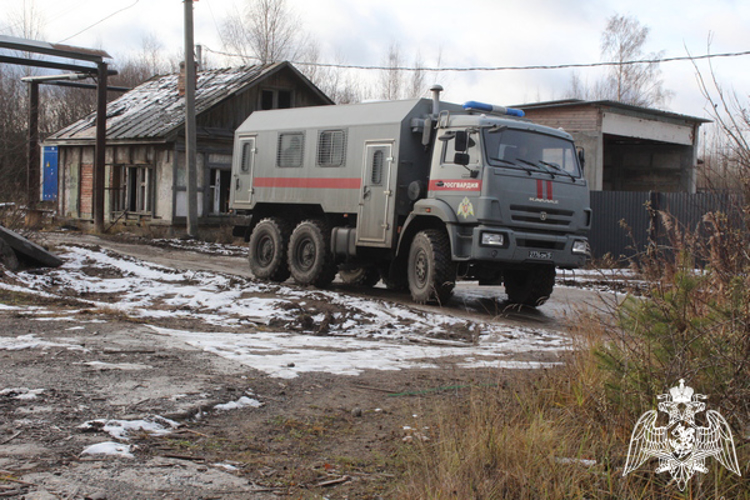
<box><xmin>463</xmin><ymin>101</ymin><xmax>525</xmax><ymax>117</ymax></box>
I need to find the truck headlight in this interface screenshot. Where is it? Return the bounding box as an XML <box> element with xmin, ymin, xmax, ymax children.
<box><xmin>481</xmin><ymin>232</ymin><xmax>506</xmax><ymax>247</ymax></box>
<box><xmin>572</xmin><ymin>240</ymin><xmax>589</xmax><ymax>255</ymax></box>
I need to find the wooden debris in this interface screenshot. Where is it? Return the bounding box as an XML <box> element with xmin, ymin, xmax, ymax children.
<box><xmin>0</xmin><ymin>431</ymin><xmax>21</xmax><ymax>445</ymax></box>
<box><xmin>316</xmin><ymin>475</ymin><xmax>351</xmax><ymax>487</ymax></box>
<box><xmin>0</xmin><ymin>226</ymin><xmax>62</xmax><ymax>269</ymax></box>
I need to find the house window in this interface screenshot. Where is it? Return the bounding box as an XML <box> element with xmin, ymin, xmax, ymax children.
<box><xmin>127</xmin><ymin>166</ymin><xmax>152</xmax><ymax>212</ymax></box>
<box><xmin>260</xmin><ymin>89</ymin><xmax>293</xmax><ymax>110</ymax></box>
<box><xmin>277</xmin><ymin>132</ymin><xmax>304</xmax><ymax>168</ymax></box>
<box><xmin>112</xmin><ymin>166</ymin><xmax>152</xmax><ymax>213</ymax></box>
<box><xmin>277</xmin><ymin>90</ymin><xmax>292</xmax><ymax>108</ymax></box>
<box><xmin>317</xmin><ymin>130</ymin><xmax>347</xmax><ymax>167</ymax></box>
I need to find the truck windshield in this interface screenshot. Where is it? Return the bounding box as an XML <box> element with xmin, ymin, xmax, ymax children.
<box><xmin>482</xmin><ymin>128</ymin><xmax>581</xmax><ymax>178</ymax></box>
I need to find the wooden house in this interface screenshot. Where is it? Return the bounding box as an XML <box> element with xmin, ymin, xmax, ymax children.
<box><xmin>44</xmin><ymin>61</ymin><xmax>332</xmax><ymax>229</ymax></box>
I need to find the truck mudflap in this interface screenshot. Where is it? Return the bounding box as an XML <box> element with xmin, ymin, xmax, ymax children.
<box><xmin>453</xmin><ymin>224</ymin><xmax>588</xmax><ymax>268</ymax></box>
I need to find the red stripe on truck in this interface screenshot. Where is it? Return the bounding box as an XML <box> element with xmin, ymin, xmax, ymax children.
<box><xmin>253</xmin><ymin>177</ymin><xmax>361</xmax><ymax>189</ymax></box>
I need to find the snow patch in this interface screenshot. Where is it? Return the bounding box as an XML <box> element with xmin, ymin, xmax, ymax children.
<box><xmin>0</xmin><ymin>388</ymin><xmax>44</xmax><ymax>400</ymax></box>
<box><xmin>214</xmin><ymin>395</ymin><xmax>263</xmax><ymax>411</ymax></box>
<box><xmin>81</xmin><ymin>441</ymin><xmax>134</xmax><ymax>458</ymax></box>
<box><xmin>0</xmin><ymin>334</ymin><xmax>88</xmax><ymax>352</ymax></box>
<box><xmin>80</xmin><ymin>361</ymin><xmax>153</xmax><ymax>371</ymax></box>
<box><xmin>152</xmin><ymin>326</ymin><xmax>565</xmax><ymax>379</ymax></box>
<box><xmin>79</xmin><ymin>415</ymin><xmax>180</xmax><ymax>440</ymax></box>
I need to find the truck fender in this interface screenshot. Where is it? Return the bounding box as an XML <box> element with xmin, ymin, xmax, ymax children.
<box><xmin>396</xmin><ymin>198</ymin><xmax>458</xmax><ymax>257</ymax></box>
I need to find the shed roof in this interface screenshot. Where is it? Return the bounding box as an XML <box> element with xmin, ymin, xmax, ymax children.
<box><xmin>517</xmin><ymin>99</ymin><xmax>711</xmax><ymax>124</ymax></box>
<box><xmin>46</xmin><ymin>61</ymin><xmax>331</xmax><ymax>143</ymax></box>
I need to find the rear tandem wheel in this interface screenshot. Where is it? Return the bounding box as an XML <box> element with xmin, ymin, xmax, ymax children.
<box><xmin>247</xmin><ymin>217</ymin><xmax>291</xmax><ymax>282</ymax></box>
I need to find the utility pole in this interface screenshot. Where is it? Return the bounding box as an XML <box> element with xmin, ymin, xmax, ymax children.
<box><xmin>183</xmin><ymin>0</ymin><xmax>199</xmax><ymax>237</ymax></box>
<box><xmin>27</xmin><ymin>81</ymin><xmax>39</xmax><ymax>211</ymax></box>
<box><xmin>93</xmin><ymin>61</ymin><xmax>107</xmax><ymax>233</ymax></box>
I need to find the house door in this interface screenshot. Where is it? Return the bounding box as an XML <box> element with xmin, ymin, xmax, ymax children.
<box><xmin>357</xmin><ymin>142</ymin><xmax>394</xmax><ymax>246</ymax></box>
<box><xmin>210</xmin><ymin>169</ymin><xmax>231</xmax><ymax>214</ymax></box>
<box><xmin>232</xmin><ymin>137</ymin><xmax>255</xmax><ymax>206</ymax></box>
<box><xmin>42</xmin><ymin>146</ymin><xmax>58</xmax><ymax>201</ymax></box>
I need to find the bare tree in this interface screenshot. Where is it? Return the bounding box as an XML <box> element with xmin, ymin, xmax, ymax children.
<box><xmin>692</xmin><ymin>47</ymin><xmax>750</xmax><ymax>194</ymax></box>
<box><xmin>566</xmin><ymin>14</ymin><xmax>671</xmax><ymax>108</ymax></box>
<box><xmin>0</xmin><ymin>66</ymin><xmax>27</xmax><ymax>200</ymax></box>
<box><xmin>296</xmin><ymin>43</ymin><xmax>365</xmax><ymax>104</ymax></box>
<box><xmin>221</xmin><ymin>0</ymin><xmax>302</xmax><ymax>65</ymax></box>
<box><xmin>0</xmin><ymin>0</ymin><xmax>48</xmax><ymax>202</ymax></box>
<box><xmin>378</xmin><ymin>43</ymin><xmax>402</xmax><ymax>100</ymax></box>
<box><xmin>407</xmin><ymin>51</ymin><xmax>426</xmax><ymax>99</ymax></box>
<box><xmin>377</xmin><ymin>44</ymin><xmax>430</xmax><ymax>101</ymax></box>
<box><xmin>599</xmin><ymin>14</ymin><xmax>671</xmax><ymax>107</ymax></box>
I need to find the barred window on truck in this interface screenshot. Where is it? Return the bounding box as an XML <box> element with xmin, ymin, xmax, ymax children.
<box><xmin>317</xmin><ymin>130</ymin><xmax>347</xmax><ymax>167</ymax></box>
<box><xmin>277</xmin><ymin>132</ymin><xmax>304</xmax><ymax>168</ymax></box>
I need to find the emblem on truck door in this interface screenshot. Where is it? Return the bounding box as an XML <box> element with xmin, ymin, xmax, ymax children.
<box><xmin>457</xmin><ymin>197</ymin><xmax>475</xmax><ymax>219</ymax></box>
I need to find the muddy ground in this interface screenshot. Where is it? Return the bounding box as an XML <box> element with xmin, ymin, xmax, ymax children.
<box><xmin>0</xmin><ymin>231</ymin><xmax>607</xmax><ymax>499</ymax></box>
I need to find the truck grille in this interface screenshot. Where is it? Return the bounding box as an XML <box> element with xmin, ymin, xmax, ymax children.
<box><xmin>509</xmin><ymin>205</ymin><xmax>573</xmax><ymax>227</ymax></box>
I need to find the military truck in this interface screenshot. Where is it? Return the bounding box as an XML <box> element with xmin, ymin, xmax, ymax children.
<box><xmin>229</xmin><ymin>86</ymin><xmax>591</xmax><ymax>306</ymax></box>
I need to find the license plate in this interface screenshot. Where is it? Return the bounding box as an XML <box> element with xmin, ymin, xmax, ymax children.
<box><xmin>529</xmin><ymin>250</ymin><xmax>553</xmax><ymax>260</ymax></box>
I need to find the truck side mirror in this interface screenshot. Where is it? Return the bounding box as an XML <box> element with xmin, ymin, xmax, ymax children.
<box><xmin>454</xmin><ymin>152</ymin><xmax>470</xmax><ymax>166</ymax></box>
<box><xmin>454</xmin><ymin>130</ymin><xmax>468</xmax><ymax>152</ymax></box>
<box><xmin>577</xmin><ymin>147</ymin><xmax>585</xmax><ymax>170</ymax></box>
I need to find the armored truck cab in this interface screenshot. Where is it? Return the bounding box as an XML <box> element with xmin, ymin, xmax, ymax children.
<box><xmin>230</xmin><ymin>88</ymin><xmax>591</xmax><ymax>306</ymax></box>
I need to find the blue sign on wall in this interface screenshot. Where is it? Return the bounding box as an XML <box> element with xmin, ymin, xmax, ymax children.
<box><xmin>42</xmin><ymin>146</ymin><xmax>58</xmax><ymax>201</ymax></box>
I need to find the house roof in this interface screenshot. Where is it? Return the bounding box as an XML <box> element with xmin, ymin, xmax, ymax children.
<box><xmin>46</xmin><ymin>61</ymin><xmax>332</xmax><ymax>143</ymax></box>
<box><xmin>517</xmin><ymin>99</ymin><xmax>711</xmax><ymax>124</ymax></box>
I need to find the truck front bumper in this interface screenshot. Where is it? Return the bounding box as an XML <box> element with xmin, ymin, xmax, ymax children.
<box><xmin>450</xmin><ymin>224</ymin><xmax>589</xmax><ymax>269</ymax></box>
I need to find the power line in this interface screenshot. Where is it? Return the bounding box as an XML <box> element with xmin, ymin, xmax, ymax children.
<box><xmin>203</xmin><ymin>0</ymin><xmax>226</xmax><ymax>50</ymax></box>
<box><xmin>202</xmin><ymin>45</ymin><xmax>750</xmax><ymax>72</ymax></box>
<box><xmin>57</xmin><ymin>0</ymin><xmax>140</xmax><ymax>44</ymax></box>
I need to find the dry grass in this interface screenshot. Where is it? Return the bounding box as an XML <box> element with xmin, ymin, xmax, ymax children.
<box><xmin>399</xmin><ymin>202</ymin><xmax>750</xmax><ymax>499</ymax></box>
<box><xmin>398</xmin><ymin>321</ymin><xmax>748</xmax><ymax>499</ymax></box>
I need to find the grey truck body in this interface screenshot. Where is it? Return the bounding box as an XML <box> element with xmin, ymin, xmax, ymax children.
<box><xmin>230</xmin><ymin>93</ymin><xmax>591</xmax><ymax>306</ymax></box>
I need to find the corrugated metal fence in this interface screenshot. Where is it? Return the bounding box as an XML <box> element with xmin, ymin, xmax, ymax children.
<box><xmin>589</xmin><ymin>191</ymin><xmax>745</xmax><ymax>260</ymax></box>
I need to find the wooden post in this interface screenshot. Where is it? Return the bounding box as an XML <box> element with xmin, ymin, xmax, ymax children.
<box><xmin>27</xmin><ymin>81</ymin><xmax>39</xmax><ymax>210</ymax></box>
<box><xmin>93</xmin><ymin>62</ymin><xmax>108</xmax><ymax>233</ymax></box>
<box><xmin>184</xmin><ymin>0</ymin><xmax>198</xmax><ymax>237</ymax></box>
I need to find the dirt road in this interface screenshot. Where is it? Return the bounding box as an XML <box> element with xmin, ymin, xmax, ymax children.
<box><xmin>0</xmin><ymin>232</ymin><xmax>608</xmax><ymax>499</ymax></box>
<box><xmin>42</xmin><ymin>231</ymin><xmax>604</xmax><ymax>332</ymax></box>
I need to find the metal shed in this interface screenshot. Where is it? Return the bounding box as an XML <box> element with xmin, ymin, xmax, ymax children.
<box><xmin>518</xmin><ymin>100</ymin><xmax>710</xmax><ymax>193</ymax></box>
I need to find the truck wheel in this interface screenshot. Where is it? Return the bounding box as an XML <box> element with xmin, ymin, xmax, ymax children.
<box><xmin>407</xmin><ymin>229</ymin><xmax>456</xmax><ymax>304</ymax></box>
<box><xmin>288</xmin><ymin>220</ymin><xmax>337</xmax><ymax>287</ymax></box>
<box><xmin>340</xmin><ymin>267</ymin><xmax>381</xmax><ymax>287</ymax></box>
<box><xmin>504</xmin><ymin>266</ymin><xmax>556</xmax><ymax>307</ymax></box>
<box><xmin>248</xmin><ymin>217</ymin><xmax>291</xmax><ymax>282</ymax></box>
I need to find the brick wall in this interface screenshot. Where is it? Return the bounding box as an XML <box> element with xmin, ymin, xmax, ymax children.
<box><xmin>80</xmin><ymin>163</ymin><xmax>93</xmax><ymax>219</ymax></box>
<box><xmin>522</xmin><ymin>106</ymin><xmax>601</xmax><ymax>133</ymax></box>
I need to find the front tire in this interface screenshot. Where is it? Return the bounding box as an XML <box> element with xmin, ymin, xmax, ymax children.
<box><xmin>504</xmin><ymin>266</ymin><xmax>556</xmax><ymax>307</ymax></box>
<box><xmin>407</xmin><ymin>229</ymin><xmax>456</xmax><ymax>304</ymax></box>
<box><xmin>248</xmin><ymin>217</ymin><xmax>291</xmax><ymax>282</ymax></box>
<box><xmin>288</xmin><ymin>220</ymin><xmax>337</xmax><ymax>287</ymax></box>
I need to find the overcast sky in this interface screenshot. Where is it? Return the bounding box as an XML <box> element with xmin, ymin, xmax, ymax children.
<box><xmin>3</xmin><ymin>0</ymin><xmax>749</xmax><ymax>118</ymax></box>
